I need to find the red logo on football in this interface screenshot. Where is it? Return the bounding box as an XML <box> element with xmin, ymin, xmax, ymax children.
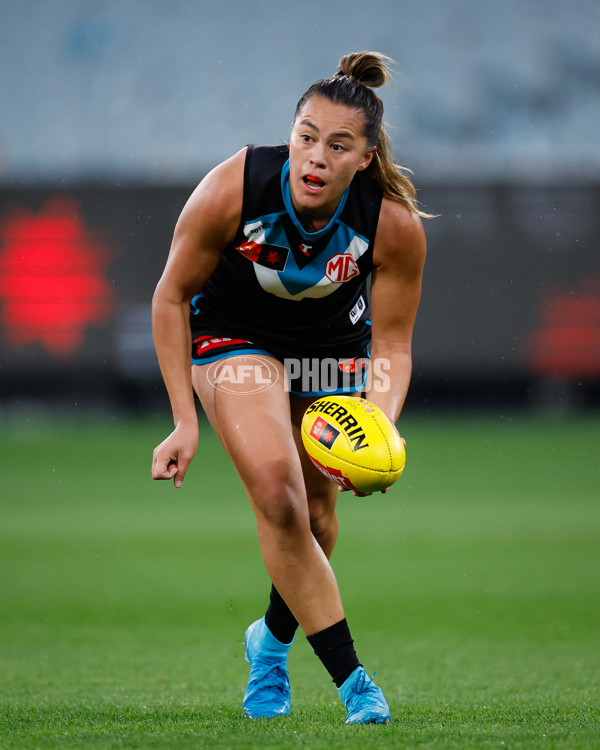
<box><xmin>309</xmin><ymin>416</ymin><xmax>328</xmax><ymax>440</ymax></box>
<box><xmin>325</xmin><ymin>254</ymin><xmax>359</xmax><ymax>283</ymax></box>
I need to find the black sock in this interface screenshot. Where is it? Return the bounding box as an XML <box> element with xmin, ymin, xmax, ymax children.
<box><xmin>264</xmin><ymin>585</ymin><xmax>299</xmax><ymax>645</ymax></box>
<box><xmin>307</xmin><ymin>618</ymin><xmax>361</xmax><ymax>687</ymax></box>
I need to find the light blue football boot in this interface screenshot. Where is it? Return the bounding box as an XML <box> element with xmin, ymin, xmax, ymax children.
<box><xmin>243</xmin><ymin>617</ymin><xmax>293</xmax><ymax>719</ymax></box>
<box><xmin>337</xmin><ymin>666</ymin><xmax>391</xmax><ymax>724</ymax></box>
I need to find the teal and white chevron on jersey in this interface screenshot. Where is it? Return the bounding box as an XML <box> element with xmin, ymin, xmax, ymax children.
<box><xmin>191</xmin><ymin>144</ymin><xmax>383</xmax><ymax>358</ymax></box>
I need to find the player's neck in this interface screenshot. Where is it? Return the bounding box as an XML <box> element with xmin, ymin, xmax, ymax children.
<box><xmin>295</xmin><ymin>208</ymin><xmax>332</xmax><ymax>233</ymax></box>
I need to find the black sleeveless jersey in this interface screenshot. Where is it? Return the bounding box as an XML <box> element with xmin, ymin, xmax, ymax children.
<box><xmin>191</xmin><ymin>144</ymin><xmax>384</xmax><ymax>358</ymax></box>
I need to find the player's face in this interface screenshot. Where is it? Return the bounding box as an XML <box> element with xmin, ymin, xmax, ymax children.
<box><xmin>289</xmin><ymin>96</ymin><xmax>376</xmax><ymax>228</ymax></box>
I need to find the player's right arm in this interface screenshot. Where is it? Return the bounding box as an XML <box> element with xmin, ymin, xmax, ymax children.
<box><xmin>151</xmin><ymin>148</ymin><xmax>246</xmax><ymax>487</ymax></box>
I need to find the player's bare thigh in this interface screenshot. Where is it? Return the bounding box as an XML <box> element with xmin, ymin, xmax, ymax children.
<box><xmin>191</xmin><ymin>356</ymin><xmax>306</xmax><ymax>512</ymax></box>
<box><xmin>193</xmin><ymin>352</ymin><xmax>288</xmax><ymax>423</ymax></box>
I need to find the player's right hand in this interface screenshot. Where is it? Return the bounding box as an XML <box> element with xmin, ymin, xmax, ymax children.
<box><xmin>152</xmin><ymin>423</ymin><xmax>199</xmax><ymax>488</ymax></box>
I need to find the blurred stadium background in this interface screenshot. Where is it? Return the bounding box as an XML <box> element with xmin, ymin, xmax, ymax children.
<box><xmin>0</xmin><ymin>0</ymin><xmax>599</xmax><ymax>417</ymax></box>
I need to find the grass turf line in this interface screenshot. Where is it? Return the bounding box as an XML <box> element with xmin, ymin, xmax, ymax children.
<box><xmin>0</xmin><ymin>413</ymin><xmax>599</xmax><ymax>748</ymax></box>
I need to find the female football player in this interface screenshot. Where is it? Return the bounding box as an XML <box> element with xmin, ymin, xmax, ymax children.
<box><xmin>152</xmin><ymin>51</ymin><xmax>427</xmax><ymax>724</ymax></box>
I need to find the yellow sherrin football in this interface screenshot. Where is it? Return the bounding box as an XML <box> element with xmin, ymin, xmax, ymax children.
<box><xmin>301</xmin><ymin>395</ymin><xmax>406</xmax><ymax>493</ymax></box>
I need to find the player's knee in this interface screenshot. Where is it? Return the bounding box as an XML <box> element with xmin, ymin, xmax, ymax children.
<box><xmin>251</xmin><ymin>462</ymin><xmax>307</xmax><ymax>531</ymax></box>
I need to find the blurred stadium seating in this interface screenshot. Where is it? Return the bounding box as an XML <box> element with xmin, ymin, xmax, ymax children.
<box><xmin>0</xmin><ymin>1</ymin><xmax>598</xmax><ymax>412</ymax></box>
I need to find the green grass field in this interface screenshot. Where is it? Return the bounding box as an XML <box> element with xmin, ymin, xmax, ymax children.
<box><xmin>1</xmin><ymin>411</ymin><xmax>599</xmax><ymax>749</ymax></box>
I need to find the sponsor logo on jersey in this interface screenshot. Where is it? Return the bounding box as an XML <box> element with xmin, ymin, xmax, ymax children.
<box><xmin>193</xmin><ymin>335</ymin><xmax>252</xmax><ymax>354</ymax></box>
<box><xmin>325</xmin><ymin>253</ymin><xmax>360</xmax><ymax>283</ymax></box>
<box><xmin>338</xmin><ymin>356</ymin><xmax>367</xmax><ymax>374</ymax></box>
<box><xmin>236</xmin><ymin>240</ymin><xmax>261</xmax><ymax>262</ymax></box>
<box><xmin>248</xmin><ymin>221</ymin><xmax>277</xmax><ymax>235</ymax></box>
<box><xmin>309</xmin><ymin>416</ymin><xmax>341</xmax><ymax>449</ymax></box>
<box><xmin>236</xmin><ymin>240</ymin><xmax>289</xmax><ymax>271</ymax></box>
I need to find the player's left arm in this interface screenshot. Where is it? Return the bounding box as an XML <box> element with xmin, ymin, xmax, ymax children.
<box><xmin>366</xmin><ymin>197</ymin><xmax>427</xmax><ymax>424</ymax></box>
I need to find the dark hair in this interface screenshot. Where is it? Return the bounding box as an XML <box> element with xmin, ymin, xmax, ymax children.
<box><xmin>294</xmin><ymin>51</ymin><xmax>430</xmax><ymax>217</ymax></box>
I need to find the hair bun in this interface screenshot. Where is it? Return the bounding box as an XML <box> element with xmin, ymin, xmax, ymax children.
<box><xmin>336</xmin><ymin>51</ymin><xmax>392</xmax><ymax>89</ymax></box>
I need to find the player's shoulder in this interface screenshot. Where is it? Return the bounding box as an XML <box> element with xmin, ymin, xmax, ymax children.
<box><xmin>177</xmin><ymin>148</ymin><xmax>247</xmax><ymax>233</ymax></box>
<box><xmin>374</xmin><ymin>196</ymin><xmax>426</xmax><ymax>267</ymax></box>
<box><xmin>198</xmin><ymin>147</ymin><xmax>247</xmax><ymax>203</ymax></box>
<box><xmin>379</xmin><ymin>195</ymin><xmax>424</xmax><ymax>235</ymax></box>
